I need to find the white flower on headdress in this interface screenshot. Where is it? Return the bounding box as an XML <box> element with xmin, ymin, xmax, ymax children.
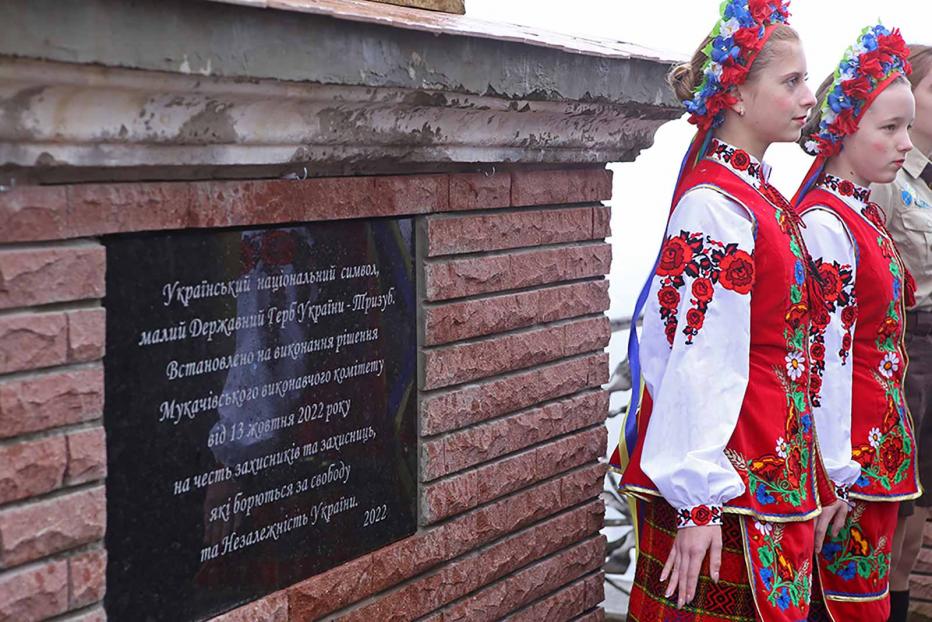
<box><xmin>868</xmin><ymin>427</ymin><xmax>883</xmax><ymax>449</ymax></box>
<box><xmin>720</xmin><ymin>17</ymin><xmax>742</xmax><ymax>38</ymax></box>
<box><xmin>706</xmin><ymin>62</ymin><xmax>723</xmax><ymax>81</ymax></box>
<box><xmin>785</xmin><ymin>351</ymin><xmax>806</xmax><ymax>380</ymax></box>
<box><xmin>822</xmin><ymin>108</ymin><xmax>838</xmax><ymax>126</ymax></box>
<box><xmin>879</xmin><ymin>352</ymin><xmax>900</xmax><ymax>378</ymax></box>
<box><xmin>804</xmin><ymin>140</ymin><xmax>819</xmax><ymax>155</ymax></box>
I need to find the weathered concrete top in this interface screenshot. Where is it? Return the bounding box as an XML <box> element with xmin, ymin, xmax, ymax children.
<box><xmin>0</xmin><ymin>0</ymin><xmax>683</xmax><ymax>181</ymax></box>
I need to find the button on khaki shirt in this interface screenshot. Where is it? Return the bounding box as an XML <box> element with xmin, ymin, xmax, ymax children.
<box><xmin>872</xmin><ymin>148</ymin><xmax>932</xmax><ymax>311</ymax></box>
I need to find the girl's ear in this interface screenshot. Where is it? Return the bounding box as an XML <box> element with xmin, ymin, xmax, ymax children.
<box><xmin>729</xmin><ymin>87</ymin><xmax>747</xmax><ymax>117</ymax></box>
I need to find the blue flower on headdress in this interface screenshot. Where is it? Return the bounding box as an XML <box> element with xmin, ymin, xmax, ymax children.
<box><xmin>723</xmin><ymin>1</ymin><xmax>751</xmax><ymax>24</ymax></box>
<box><xmin>710</xmin><ymin>37</ymin><xmax>740</xmax><ymax>63</ymax></box>
<box><xmin>828</xmin><ymin>89</ymin><xmax>852</xmax><ymax>113</ymax></box>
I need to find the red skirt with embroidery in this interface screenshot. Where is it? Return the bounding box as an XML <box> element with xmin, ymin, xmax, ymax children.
<box><xmin>628</xmin><ymin>499</ymin><xmax>817</xmax><ymax>622</ymax></box>
<box><xmin>808</xmin><ymin>501</ymin><xmax>897</xmax><ymax>621</ymax></box>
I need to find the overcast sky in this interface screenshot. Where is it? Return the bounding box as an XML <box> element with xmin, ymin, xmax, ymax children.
<box><xmin>467</xmin><ymin>0</ymin><xmax>929</xmax><ymax>315</ymax></box>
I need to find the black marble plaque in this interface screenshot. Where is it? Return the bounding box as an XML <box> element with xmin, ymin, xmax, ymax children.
<box><xmin>103</xmin><ymin>219</ymin><xmax>417</xmax><ymax>622</ymax></box>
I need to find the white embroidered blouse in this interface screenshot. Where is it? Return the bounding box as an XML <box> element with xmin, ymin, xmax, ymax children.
<box><xmin>638</xmin><ymin>142</ymin><xmax>762</xmax><ymax>525</ymax></box>
<box><xmin>797</xmin><ymin>176</ymin><xmax>876</xmax><ymax>494</ymax></box>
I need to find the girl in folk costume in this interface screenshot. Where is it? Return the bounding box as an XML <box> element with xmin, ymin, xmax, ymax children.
<box><xmin>792</xmin><ymin>25</ymin><xmax>921</xmax><ymax>622</ymax></box>
<box><xmin>609</xmin><ymin>1</ymin><xmax>847</xmax><ymax>620</ymax></box>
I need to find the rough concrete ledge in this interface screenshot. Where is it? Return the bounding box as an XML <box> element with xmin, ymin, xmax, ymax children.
<box><xmin>0</xmin><ymin>0</ymin><xmax>682</xmax><ymax>180</ymax></box>
<box><xmin>0</xmin><ymin>58</ymin><xmax>679</xmax><ymax>180</ymax></box>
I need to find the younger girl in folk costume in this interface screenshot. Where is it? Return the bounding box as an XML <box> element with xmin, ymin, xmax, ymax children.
<box><xmin>609</xmin><ymin>1</ymin><xmax>846</xmax><ymax>620</ymax></box>
<box><xmin>791</xmin><ymin>24</ymin><xmax>921</xmax><ymax>622</ymax></box>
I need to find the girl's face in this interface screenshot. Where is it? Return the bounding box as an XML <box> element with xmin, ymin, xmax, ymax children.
<box><xmin>738</xmin><ymin>41</ymin><xmax>817</xmax><ymax>144</ymax></box>
<box><xmin>840</xmin><ymin>82</ymin><xmax>915</xmax><ymax>184</ymax></box>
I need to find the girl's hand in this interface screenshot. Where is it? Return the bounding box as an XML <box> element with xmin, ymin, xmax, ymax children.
<box><xmin>660</xmin><ymin>524</ymin><xmax>722</xmax><ymax>608</ymax></box>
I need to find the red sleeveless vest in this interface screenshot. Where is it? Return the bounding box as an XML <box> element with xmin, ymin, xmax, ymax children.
<box><xmin>621</xmin><ymin>158</ymin><xmax>834</xmax><ymax>521</ymax></box>
<box><xmin>797</xmin><ymin>187</ymin><xmax>919</xmax><ymax>501</ymax></box>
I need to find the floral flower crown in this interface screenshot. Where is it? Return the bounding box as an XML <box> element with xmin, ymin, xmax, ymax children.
<box><xmin>683</xmin><ymin>0</ymin><xmax>791</xmax><ymax>131</ymax></box>
<box><xmin>804</xmin><ymin>24</ymin><xmax>912</xmax><ymax>157</ymax></box>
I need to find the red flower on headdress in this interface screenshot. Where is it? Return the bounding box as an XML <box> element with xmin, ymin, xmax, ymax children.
<box><xmin>878</xmin><ymin>30</ymin><xmax>910</xmax><ymax>64</ymax></box>
<box><xmin>733</xmin><ymin>27</ymin><xmax>762</xmax><ymax>52</ymax></box>
<box><xmin>722</xmin><ymin>63</ymin><xmax>751</xmax><ymax>86</ymax></box>
<box><xmin>812</xmin><ymin>134</ymin><xmax>841</xmax><ymax>157</ymax></box>
<box><xmin>748</xmin><ymin>0</ymin><xmax>774</xmax><ymax>23</ymax></box>
<box><xmin>841</xmin><ymin>75</ymin><xmax>872</xmax><ymax>100</ymax></box>
<box><xmin>859</xmin><ymin>53</ymin><xmax>885</xmax><ymax>79</ymax></box>
<box><xmin>833</xmin><ymin>108</ymin><xmax>860</xmax><ymax>136</ymax></box>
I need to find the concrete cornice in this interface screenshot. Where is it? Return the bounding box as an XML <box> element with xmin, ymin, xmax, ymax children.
<box><xmin>0</xmin><ymin>58</ymin><xmax>681</xmax><ymax>181</ymax></box>
<box><xmin>0</xmin><ymin>0</ymin><xmax>683</xmax><ymax>181</ymax></box>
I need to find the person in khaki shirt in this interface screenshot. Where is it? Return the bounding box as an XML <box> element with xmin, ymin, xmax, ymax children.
<box><xmin>871</xmin><ymin>43</ymin><xmax>932</xmax><ymax>622</ymax></box>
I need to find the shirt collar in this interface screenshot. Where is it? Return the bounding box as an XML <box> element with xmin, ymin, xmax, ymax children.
<box><xmin>817</xmin><ymin>173</ymin><xmax>888</xmax><ymax>232</ymax></box>
<box><xmin>904</xmin><ymin>147</ymin><xmax>930</xmax><ymax>180</ymax></box>
<box><xmin>706</xmin><ymin>138</ymin><xmax>771</xmax><ymax>187</ymax></box>
<box><xmin>817</xmin><ymin>173</ymin><xmax>872</xmax><ymax>208</ymax></box>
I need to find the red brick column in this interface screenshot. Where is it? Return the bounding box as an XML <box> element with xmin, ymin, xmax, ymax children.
<box><xmin>0</xmin><ymin>235</ymin><xmax>108</xmax><ymax>619</ymax></box>
<box><xmin>0</xmin><ymin>167</ymin><xmax>613</xmax><ymax>621</ymax></box>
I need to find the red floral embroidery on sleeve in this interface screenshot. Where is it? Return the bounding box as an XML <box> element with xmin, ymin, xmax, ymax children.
<box><xmin>655</xmin><ymin>231</ymin><xmax>754</xmax><ymax>346</ymax></box>
<box><xmin>676</xmin><ymin>504</ymin><xmax>723</xmax><ymax>528</ymax></box>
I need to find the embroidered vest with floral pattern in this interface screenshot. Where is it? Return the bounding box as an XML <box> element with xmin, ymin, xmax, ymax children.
<box><xmin>797</xmin><ymin>175</ymin><xmax>920</xmax><ymax>501</ymax></box>
<box><xmin>621</xmin><ymin>141</ymin><xmax>831</xmax><ymax>520</ymax></box>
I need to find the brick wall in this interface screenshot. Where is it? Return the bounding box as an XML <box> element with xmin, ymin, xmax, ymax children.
<box><xmin>0</xmin><ymin>167</ymin><xmax>613</xmax><ymax>621</ymax></box>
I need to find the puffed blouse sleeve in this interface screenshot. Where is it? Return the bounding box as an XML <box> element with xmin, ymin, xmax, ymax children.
<box><xmin>638</xmin><ymin>187</ymin><xmax>754</xmax><ymax>528</ymax></box>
